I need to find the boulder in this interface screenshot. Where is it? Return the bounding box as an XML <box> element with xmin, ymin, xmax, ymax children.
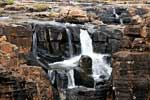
<box><xmin>66</xmin><ymin>85</ymin><xmax>109</xmax><ymax>100</ymax></box>
<box><xmin>79</xmin><ymin>55</ymin><xmax>92</xmax><ymax>75</ymax></box>
<box><xmin>140</xmin><ymin>25</ymin><xmax>150</xmax><ymax>38</ymax></box>
<box><xmin>74</xmin><ymin>55</ymin><xmax>94</xmax><ymax>88</ymax></box>
<box><xmin>57</xmin><ymin>6</ymin><xmax>89</xmax><ymax>23</ymax></box>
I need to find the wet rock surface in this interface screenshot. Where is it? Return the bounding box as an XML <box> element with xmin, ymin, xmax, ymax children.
<box><xmin>66</xmin><ymin>83</ymin><xmax>110</xmax><ymax>100</ymax></box>
<box><xmin>74</xmin><ymin>55</ymin><xmax>94</xmax><ymax>88</ymax></box>
<box><xmin>1</xmin><ymin>1</ymin><xmax>150</xmax><ymax>100</ymax></box>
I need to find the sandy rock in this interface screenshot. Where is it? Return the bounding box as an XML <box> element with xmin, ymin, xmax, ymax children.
<box><xmin>145</xmin><ymin>38</ymin><xmax>150</xmax><ymax>46</ymax></box>
<box><xmin>58</xmin><ymin>6</ymin><xmax>89</xmax><ymax>23</ymax></box>
<box><xmin>27</xmin><ymin>3</ymin><xmax>51</xmax><ymax>12</ymax></box>
<box><xmin>132</xmin><ymin>15</ymin><xmax>143</xmax><ymax>24</ymax></box>
<box><xmin>140</xmin><ymin>26</ymin><xmax>150</xmax><ymax>38</ymax></box>
<box><xmin>4</xmin><ymin>4</ymin><xmax>26</xmax><ymax>11</ymax></box>
<box><xmin>0</xmin><ymin>36</ymin><xmax>7</xmax><ymax>42</ymax></box>
<box><xmin>32</xmin><ymin>12</ymin><xmax>50</xmax><ymax>18</ymax></box>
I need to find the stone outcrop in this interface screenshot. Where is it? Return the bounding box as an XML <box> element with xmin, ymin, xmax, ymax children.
<box><xmin>74</xmin><ymin>55</ymin><xmax>94</xmax><ymax>88</ymax></box>
<box><xmin>4</xmin><ymin>4</ymin><xmax>26</xmax><ymax>11</ymax></box>
<box><xmin>32</xmin><ymin>22</ymin><xmax>123</xmax><ymax>61</ymax></box>
<box><xmin>0</xmin><ymin>23</ymin><xmax>32</xmax><ymax>64</ymax></box>
<box><xmin>0</xmin><ymin>35</ymin><xmax>53</xmax><ymax>100</ymax></box>
<box><xmin>57</xmin><ymin>6</ymin><xmax>89</xmax><ymax>23</ymax></box>
<box><xmin>66</xmin><ymin>83</ymin><xmax>110</xmax><ymax>100</ymax></box>
<box><xmin>1</xmin><ymin>1</ymin><xmax>150</xmax><ymax>100</ymax></box>
<box><xmin>112</xmin><ymin>11</ymin><xmax>150</xmax><ymax>100</ymax></box>
<box><xmin>112</xmin><ymin>51</ymin><xmax>150</xmax><ymax>100</ymax></box>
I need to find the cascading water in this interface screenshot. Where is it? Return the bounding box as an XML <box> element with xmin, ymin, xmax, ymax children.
<box><xmin>113</xmin><ymin>7</ymin><xmax>124</xmax><ymax>25</ymax></box>
<box><xmin>120</xmin><ymin>18</ymin><xmax>123</xmax><ymax>25</ymax></box>
<box><xmin>32</xmin><ymin>25</ymin><xmax>37</xmax><ymax>57</ymax></box>
<box><xmin>66</xmin><ymin>28</ymin><xmax>73</xmax><ymax>57</ymax></box>
<box><xmin>80</xmin><ymin>30</ymin><xmax>112</xmax><ymax>82</ymax></box>
<box><xmin>65</xmin><ymin>27</ymin><xmax>75</xmax><ymax>88</ymax></box>
<box><xmin>80</xmin><ymin>29</ymin><xmax>93</xmax><ymax>55</ymax></box>
<box><xmin>113</xmin><ymin>7</ymin><xmax>119</xmax><ymax>19</ymax></box>
<box><xmin>32</xmin><ymin>21</ymin><xmax>112</xmax><ymax>89</ymax></box>
<box><xmin>31</xmin><ymin>22</ymin><xmax>77</xmax><ymax>88</ymax></box>
<box><xmin>48</xmin><ymin>28</ymin><xmax>112</xmax><ymax>88</ymax></box>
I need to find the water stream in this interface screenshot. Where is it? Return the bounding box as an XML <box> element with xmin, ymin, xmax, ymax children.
<box><xmin>66</xmin><ymin>27</ymin><xmax>75</xmax><ymax>88</ymax></box>
<box><xmin>48</xmin><ymin>28</ymin><xmax>112</xmax><ymax>88</ymax></box>
<box><xmin>113</xmin><ymin>7</ymin><xmax>119</xmax><ymax>19</ymax></box>
<box><xmin>80</xmin><ymin>30</ymin><xmax>112</xmax><ymax>82</ymax></box>
<box><xmin>32</xmin><ymin>22</ymin><xmax>112</xmax><ymax>89</ymax></box>
<box><xmin>113</xmin><ymin>7</ymin><xmax>124</xmax><ymax>25</ymax></box>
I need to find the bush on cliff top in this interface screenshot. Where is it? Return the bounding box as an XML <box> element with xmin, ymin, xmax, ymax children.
<box><xmin>6</xmin><ymin>0</ymin><xmax>14</xmax><ymax>5</ymax></box>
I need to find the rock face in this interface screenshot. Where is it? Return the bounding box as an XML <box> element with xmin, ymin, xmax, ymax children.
<box><xmin>32</xmin><ymin>22</ymin><xmax>123</xmax><ymax>62</ymax></box>
<box><xmin>1</xmin><ymin>2</ymin><xmax>150</xmax><ymax>100</ymax></box>
<box><xmin>113</xmin><ymin>51</ymin><xmax>150</xmax><ymax>100</ymax></box>
<box><xmin>0</xmin><ymin>34</ymin><xmax>53</xmax><ymax>100</ymax></box>
<box><xmin>57</xmin><ymin>6</ymin><xmax>89</xmax><ymax>23</ymax></box>
<box><xmin>66</xmin><ymin>84</ymin><xmax>110</xmax><ymax>100</ymax></box>
<box><xmin>112</xmin><ymin>12</ymin><xmax>150</xmax><ymax>100</ymax></box>
<box><xmin>0</xmin><ymin>23</ymin><xmax>32</xmax><ymax>64</ymax></box>
<box><xmin>74</xmin><ymin>55</ymin><xmax>94</xmax><ymax>88</ymax></box>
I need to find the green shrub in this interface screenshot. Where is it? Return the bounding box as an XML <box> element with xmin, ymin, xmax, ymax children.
<box><xmin>33</xmin><ymin>4</ymin><xmax>50</xmax><ymax>12</ymax></box>
<box><xmin>6</xmin><ymin>0</ymin><xmax>14</xmax><ymax>5</ymax></box>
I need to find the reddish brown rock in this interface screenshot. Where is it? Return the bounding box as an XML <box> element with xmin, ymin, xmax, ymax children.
<box><xmin>0</xmin><ymin>36</ymin><xmax>7</xmax><ymax>42</ymax></box>
<box><xmin>0</xmin><ymin>24</ymin><xmax>32</xmax><ymax>63</ymax></box>
<box><xmin>113</xmin><ymin>51</ymin><xmax>150</xmax><ymax>61</ymax></box>
<box><xmin>121</xmin><ymin>36</ymin><xmax>132</xmax><ymax>48</ymax></box>
<box><xmin>58</xmin><ymin>6</ymin><xmax>89</xmax><ymax>23</ymax></box>
<box><xmin>140</xmin><ymin>26</ymin><xmax>150</xmax><ymax>38</ymax></box>
<box><xmin>0</xmin><ymin>37</ymin><xmax>53</xmax><ymax>100</ymax></box>
<box><xmin>124</xmin><ymin>25</ymin><xmax>142</xmax><ymax>36</ymax></box>
<box><xmin>145</xmin><ymin>38</ymin><xmax>150</xmax><ymax>46</ymax></box>
<box><xmin>112</xmin><ymin>51</ymin><xmax>150</xmax><ymax>100</ymax></box>
<box><xmin>132</xmin><ymin>15</ymin><xmax>143</xmax><ymax>24</ymax></box>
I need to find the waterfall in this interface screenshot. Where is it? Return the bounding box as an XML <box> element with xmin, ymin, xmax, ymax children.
<box><xmin>66</xmin><ymin>28</ymin><xmax>73</xmax><ymax>57</ymax></box>
<box><xmin>32</xmin><ymin>23</ymin><xmax>77</xmax><ymax>88</ymax></box>
<box><xmin>48</xmin><ymin>28</ymin><xmax>112</xmax><ymax>88</ymax></box>
<box><xmin>31</xmin><ymin>21</ymin><xmax>112</xmax><ymax>89</ymax></box>
<box><xmin>0</xmin><ymin>16</ymin><xmax>10</xmax><ymax>20</ymax></box>
<box><xmin>113</xmin><ymin>7</ymin><xmax>119</xmax><ymax>19</ymax></box>
<box><xmin>113</xmin><ymin>7</ymin><xmax>124</xmax><ymax>25</ymax></box>
<box><xmin>65</xmin><ymin>27</ymin><xmax>75</xmax><ymax>88</ymax></box>
<box><xmin>80</xmin><ymin>29</ymin><xmax>93</xmax><ymax>55</ymax></box>
<box><xmin>32</xmin><ymin>26</ymin><xmax>37</xmax><ymax>57</ymax></box>
<box><xmin>120</xmin><ymin>18</ymin><xmax>123</xmax><ymax>25</ymax></box>
<box><xmin>80</xmin><ymin>30</ymin><xmax>112</xmax><ymax>82</ymax></box>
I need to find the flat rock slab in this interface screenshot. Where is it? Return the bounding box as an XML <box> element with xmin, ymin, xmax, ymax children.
<box><xmin>66</xmin><ymin>86</ymin><xmax>109</xmax><ymax>100</ymax></box>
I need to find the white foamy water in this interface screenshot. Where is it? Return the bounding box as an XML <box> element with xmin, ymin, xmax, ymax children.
<box><xmin>80</xmin><ymin>29</ymin><xmax>93</xmax><ymax>55</ymax></box>
<box><xmin>80</xmin><ymin>30</ymin><xmax>112</xmax><ymax>81</ymax></box>
<box><xmin>48</xmin><ymin>29</ymin><xmax>112</xmax><ymax>88</ymax></box>
<box><xmin>113</xmin><ymin>7</ymin><xmax>119</xmax><ymax>19</ymax></box>
<box><xmin>0</xmin><ymin>16</ymin><xmax>10</xmax><ymax>20</ymax></box>
<box><xmin>48</xmin><ymin>52</ymin><xmax>81</xmax><ymax>89</ymax></box>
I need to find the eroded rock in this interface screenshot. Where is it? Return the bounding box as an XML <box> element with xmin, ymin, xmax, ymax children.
<box><xmin>0</xmin><ymin>36</ymin><xmax>53</xmax><ymax>100</ymax></box>
<box><xmin>57</xmin><ymin>6</ymin><xmax>89</xmax><ymax>23</ymax></box>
